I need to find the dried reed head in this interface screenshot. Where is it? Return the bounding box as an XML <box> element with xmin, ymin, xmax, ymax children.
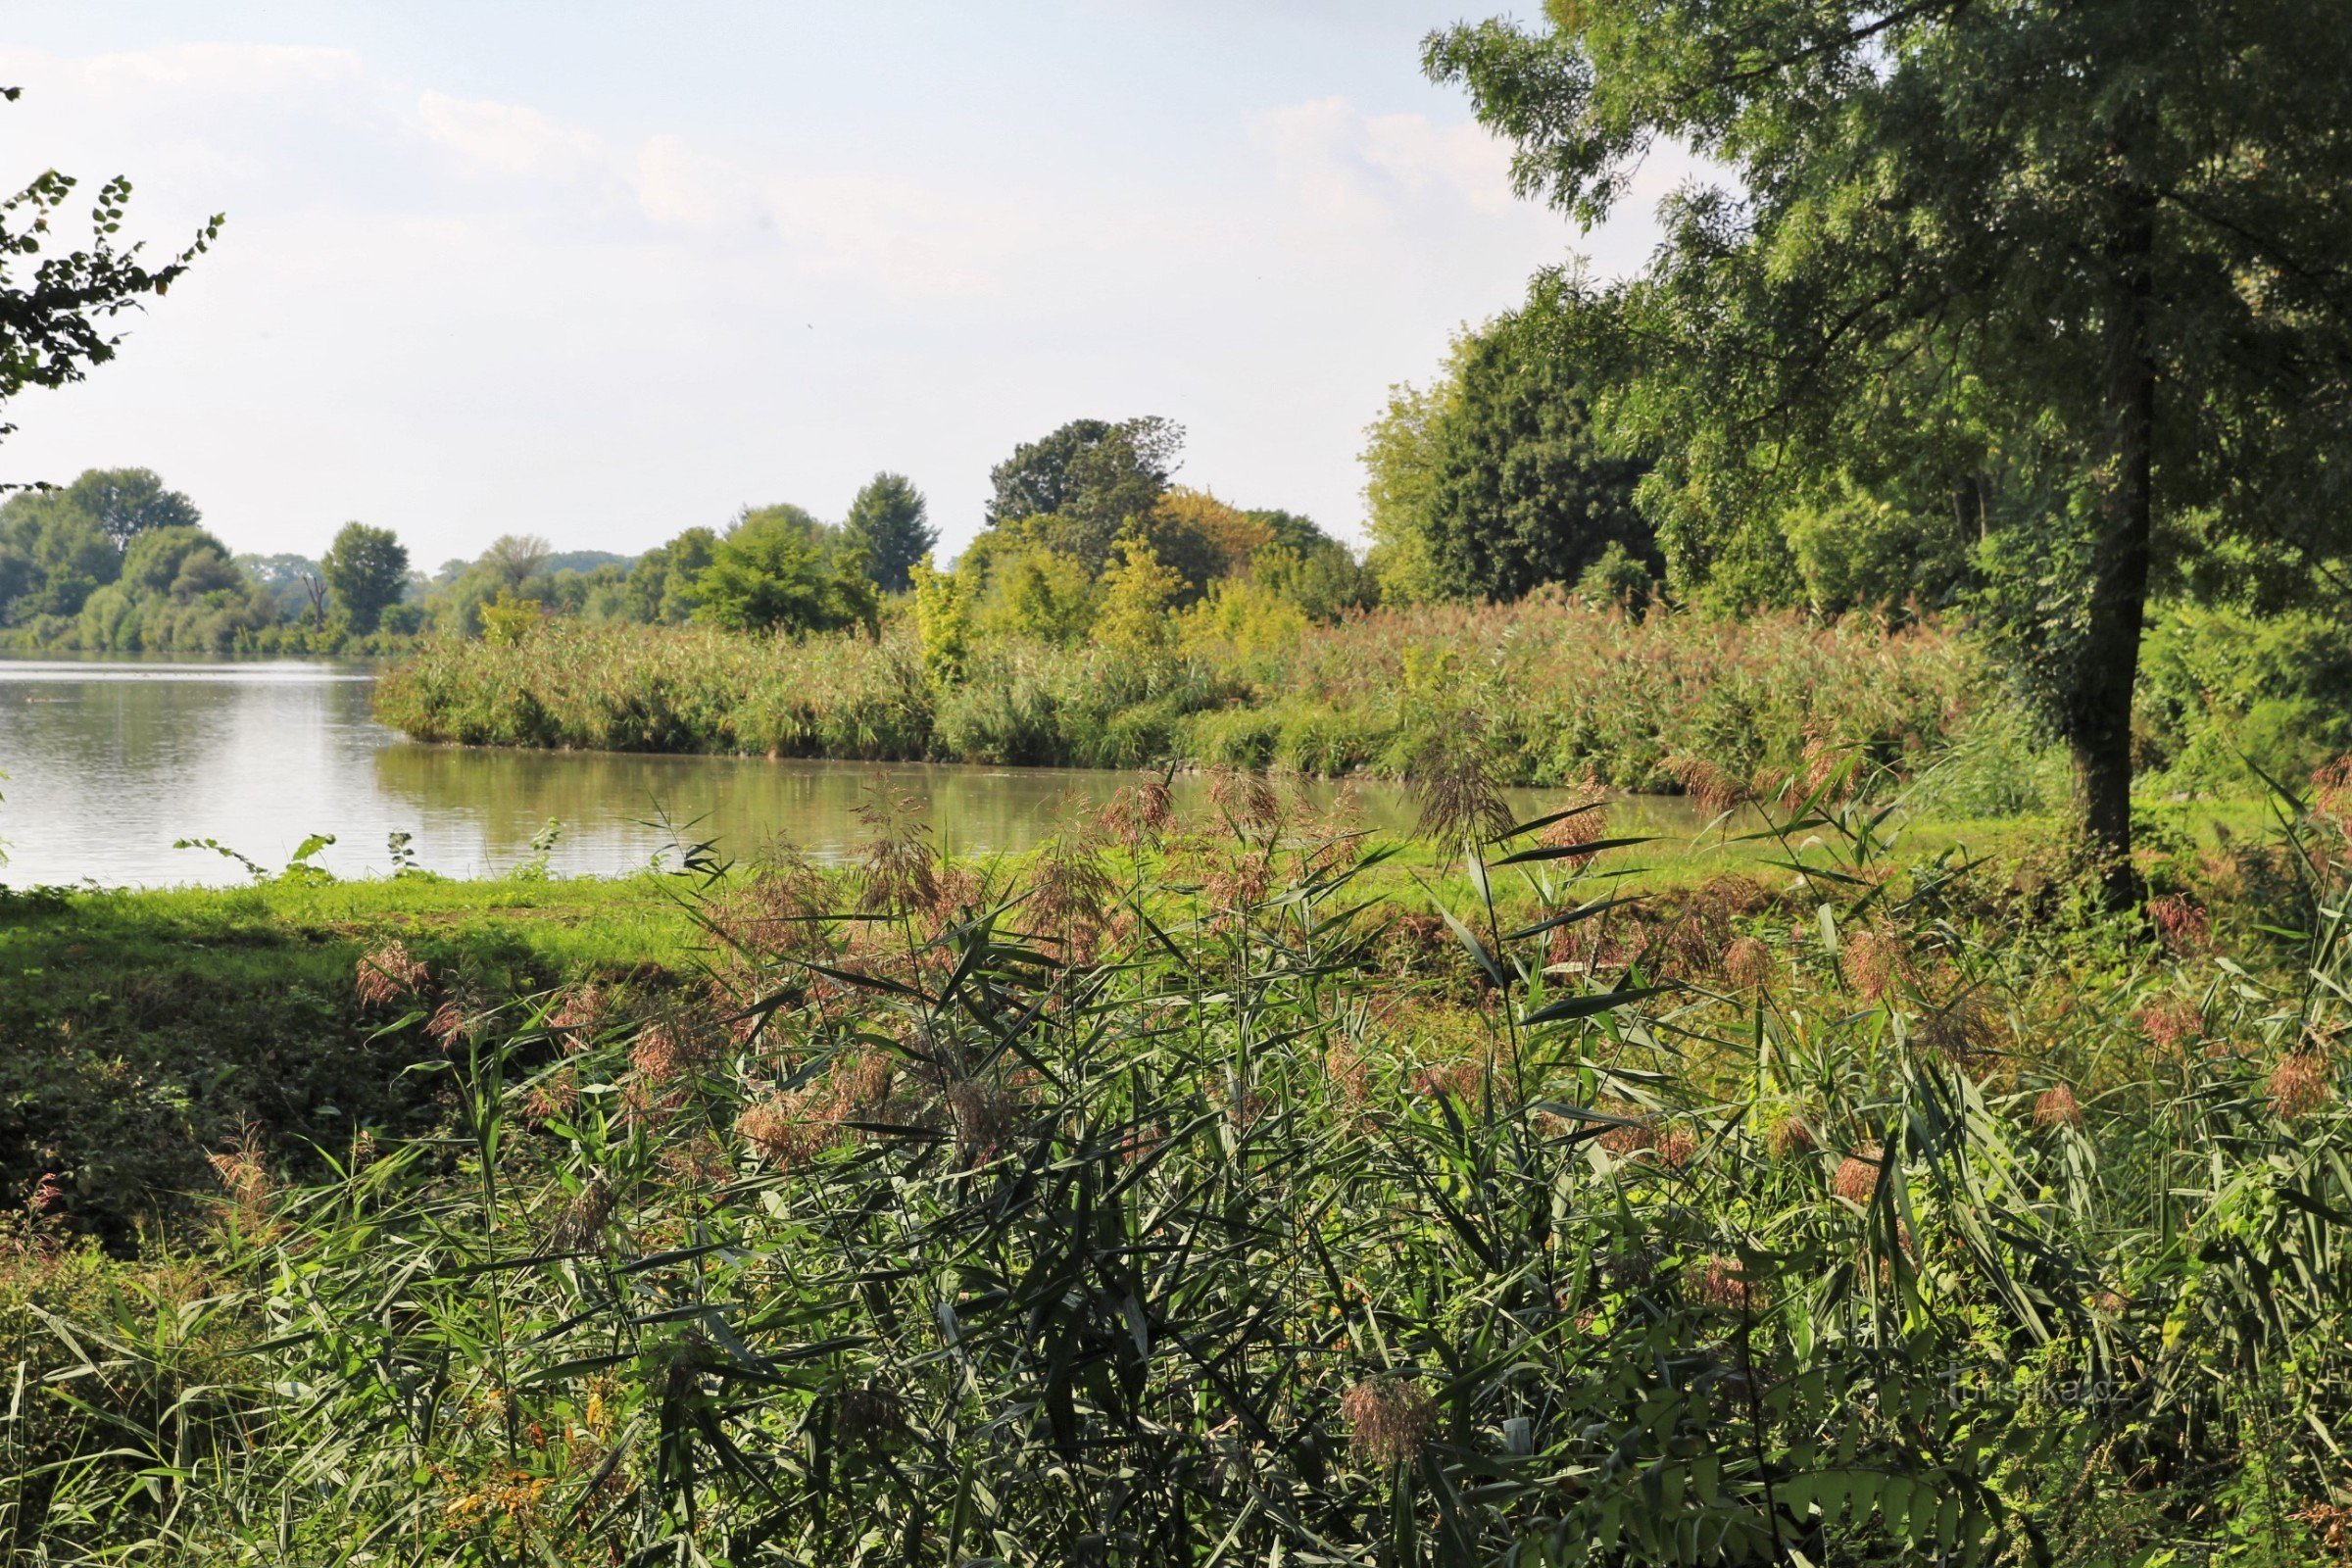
<box><xmin>1102</xmin><ymin>774</ymin><xmax>1177</xmax><ymax>853</ymax></box>
<box><xmin>2148</xmin><ymin>894</ymin><xmax>2211</xmax><ymax>956</ymax></box>
<box><xmin>521</xmin><ymin>1066</ymin><xmax>580</xmax><ymax>1126</ymax></box>
<box><xmin>2315</xmin><ymin>756</ymin><xmax>2352</xmax><ymax>840</ymax></box>
<box><xmin>1686</xmin><ymin>1254</ymin><xmax>1768</xmax><ymax>1312</ymax></box>
<box><xmin>1723</xmin><ymin>936</ymin><xmax>1776</xmax><ymax>992</ymax></box>
<box><xmin>548</xmin><ymin>1173</ymin><xmax>615</xmax><ymax>1253</ymax></box>
<box><xmin>1914</xmin><ymin>992</ymin><xmax>1998</xmax><ymax>1064</ymax></box>
<box><xmin>857</xmin><ymin>784</ymin><xmax>940</xmax><ymax>917</ymax></box>
<box><xmin>1768</xmin><ymin>1116</ymin><xmax>1815</xmax><ymax>1158</ymax></box>
<box><xmin>208</xmin><ymin>1121</ymin><xmax>271</xmax><ymax>1230</ymax></box>
<box><xmin>355</xmin><ymin>941</ymin><xmax>430</xmax><ymax>1008</ymax></box>
<box><xmin>1207</xmin><ymin>766</ymin><xmax>1283</xmax><ymax>833</ymax></box>
<box><xmin>425</xmin><ymin>997</ymin><xmax>472</xmax><ymax>1051</ymax></box>
<box><xmin>1027</xmin><ymin>829</ymin><xmax>1114</xmax><ymax>955</ymax></box>
<box><xmin>2270</xmin><ymin>1053</ymin><xmax>2331</xmax><ymax>1121</ymax></box>
<box><xmin>1834</xmin><ymin>1151</ymin><xmax>1882</xmax><ymax>1205</ymax></box>
<box><xmin>1841</xmin><ymin>927</ymin><xmax>1903</xmax><ymax>1002</ymax></box>
<box><xmin>1665</xmin><ymin>754</ymin><xmax>1746</xmax><ymax>818</ymax></box>
<box><xmin>1405</xmin><ymin>721</ymin><xmax>1510</xmax><ymax>846</ymax></box>
<box><xmin>737</xmin><ymin>1095</ymin><xmax>832</xmax><ymax>1170</ymax></box>
<box><xmin>834</xmin><ymin>1382</ymin><xmax>905</xmax><ymax>1447</ymax></box>
<box><xmin>1340</xmin><ymin>1377</ymin><xmax>1437</xmax><ymax>1468</ymax></box>
<box><xmin>948</xmin><ymin>1080</ymin><xmax>1024</xmax><ymax>1164</ymax></box>
<box><xmin>630</xmin><ymin>1021</ymin><xmax>688</xmax><ymax>1084</ymax></box>
<box><xmin>2136</xmin><ymin>997</ymin><xmax>2203</xmax><ymax>1055</ymax></box>
<box><xmin>1595</xmin><ymin>1102</ymin><xmax>1657</xmax><ymax>1156</ymax></box>
<box><xmin>2033</xmin><ymin>1084</ymin><xmax>2084</xmax><ymax>1129</ymax></box>
<box><xmin>548</xmin><ymin>984</ymin><xmax>608</xmax><ymax>1053</ymax></box>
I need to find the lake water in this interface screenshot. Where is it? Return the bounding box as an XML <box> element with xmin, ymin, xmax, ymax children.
<box><xmin>0</xmin><ymin>657</ymin><xmax>1715</xmax><ymax>888</ymax></box>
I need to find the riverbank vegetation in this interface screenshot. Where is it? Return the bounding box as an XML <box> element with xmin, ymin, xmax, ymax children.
<box><xmin>7</xmin><ymin>760</ymin><xmax>2352</xmax><ymax>1560</ymax></box>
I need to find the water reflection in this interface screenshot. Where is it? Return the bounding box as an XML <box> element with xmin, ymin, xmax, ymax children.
<box><xmin>0</xmin><ymin>656</ymin><xmax>1716</xmax><ymax>888</ymax></box>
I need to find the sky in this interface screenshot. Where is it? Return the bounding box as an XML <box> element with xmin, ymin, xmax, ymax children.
<box><xmin>1</xmin><ymin>2</ymin><xmax>1675</xmax><ymax>566</ymax></box>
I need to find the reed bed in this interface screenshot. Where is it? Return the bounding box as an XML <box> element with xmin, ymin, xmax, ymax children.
<box><xmin>10</xmin><ymin>761</ymin><xmax>2352</xmax><ymax>1563</ymax></box>
<box><xmin>373</xmin><ymin>593</ymin><xmax>1985</xmax><ymax>794</ymax></box>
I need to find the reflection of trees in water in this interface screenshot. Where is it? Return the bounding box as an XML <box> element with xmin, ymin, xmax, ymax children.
<box><xmin>370</xmin><ymin>746</ymin><xmax>1717</xmax><ymax>870</ymax></box>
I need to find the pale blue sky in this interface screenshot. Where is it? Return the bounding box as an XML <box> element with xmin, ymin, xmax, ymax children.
<box><xmin>2</xmin><ymin>4</ymin><xmax>1674</xmax><ymax>564</ymax></box>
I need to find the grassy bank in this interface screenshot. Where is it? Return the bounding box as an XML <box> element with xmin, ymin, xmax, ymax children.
<box><xmin>8</xmin><ymin>762</ymin><xmax>2352</xmax><ymax>1561</ymax></box>
<box><xmin>374</xmin><ymin>595</ymin><xmax>1993</xmax><ymax>795</ymax></box>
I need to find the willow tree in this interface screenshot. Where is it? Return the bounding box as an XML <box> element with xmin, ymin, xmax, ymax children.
<box><xmin>1430</xmin><ymin>1</ymin><xmax>2352</xmax><ymax>904</ymax></box>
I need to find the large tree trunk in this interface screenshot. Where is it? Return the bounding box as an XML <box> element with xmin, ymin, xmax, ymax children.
<box><xmin>2071</xmin><ymin>178</ymin><xmax>2158</xmax><ymax>910</ymax></box>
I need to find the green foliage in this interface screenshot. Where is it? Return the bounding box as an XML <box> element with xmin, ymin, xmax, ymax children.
<box><xmin>840</xmin><ymin>470</ymin><xmax>935</xmax><ymax>594</ymax></box>
<box><xmin>1429</xmin><ymin>275</ymin><xmax>1652</xmax><ymax>601</ymax></box>
<box><xmin>1427</xmin><ymin>0</ymin><xmax>2352</xmax><ymax>892</ymax></box>
<box><xmin>909</xmin><ymin>553</ymin><xmax>974</xmax><ymax>685</ymax></box>
<box><xmin>692</xmin><ymin>505</ymin><xmax>879</xmax><ymax>636</ymax></box>
<box><xmin>319</xmin><ymin>520</ymin><xmax>410</xmax><ymax>634</ymax></box>
<box><xmin>2137</xmin><ymin>602</ymin><xmax>2352</xmax><ymax>793</ymax></box>
<box><xmin>44</xmin><ymin>466</ymin><xmax>203</xmax><ymax>551</ymax></box>
<box><xmin>1</xmin><ymin>87</ymin><xmax>220</xmax><ymax>438</ymax></box>
<box><xmin>623</xmin><ymin>525</ymin><xmax>716</xmax><ymax>625</ymax></box>
<box><xmin>1781</xmin><ymin>477</ymin><xmax>1969</xmax><ymax>624</ymax></box>
<box><xmin>1089</xmin><ymin>536</ymin><xmax>1183</xmax><ymax>661</ymax></box>
<box><xmin>1361</xmin><ymin>366</ymin><xmax>1459</xmax><ymax>607</ymax></box>
<box><xmin>974</xmin><ymin>545</ymin><xmax>1097</xmax><ymax>647</ymax></box>
<box><xmin>477</xmin><ymin>591</ymin><xmax>542</xmax><ymax>646</ymax></box>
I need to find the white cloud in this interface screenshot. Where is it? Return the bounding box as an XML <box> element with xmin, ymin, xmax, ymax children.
<box><xmin>416</xmin><ymin>89</ymin><xmax>603</xmax><ymax>180</ymax></box>
<box><xmin>1250</xmin><ymin>96</ymin><xmax>1518</xmax><ymax>222</ymax></box>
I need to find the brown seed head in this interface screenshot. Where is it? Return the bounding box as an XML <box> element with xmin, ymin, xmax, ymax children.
<box><xmin>1340</xmin><ymin>1377</ymin><xmax>1438</xmax><ymax>1468</ymax></box>
<box><xmin>1723</xmin><ymin>936</ymin><xmax>1776</xmax><ymax>992</ymax></box>
<box><xmin>355</xmin><ymin>941</ymin><xmax>430</xmax><ymax>1008</ymax></box>
<box><xmin>1841</xmin><ymin>928</ymin><xmax>1902</xmax><ymax>1002</ymax></box>
<box><xmin>2270</xmin><ymin>1054</ymin><xmax>2331</xmax><ymax>1121</ymax></box>
<box><xmin>1687</xmin><ymin>1254</ymin><xmax>1767</xmax><ymax>1312</ymax></box>
<box><xmin>2136</xmin><ymin>997</ymin><xmax>2203</xmax><ymax>1054</ymax></box>
<box><xmin>2148</xmin><ymin>894</ymin><xmax>2211</xmax><ymax>956</ymax></box>
<box><xmin>1834</xmin><ymin>1152</ymin><xmax>1881</xmax><ymax>1205</ymax></box>
<box><xmin>1768</xmin><ymin>1116</ymin><xmax>1815</xmax><ymax>1158</ymax></box>
<box><xmin>2033</xmin><ymin>1084</ymin><xmax>2084</xmax><ymax>1129</ymax></box>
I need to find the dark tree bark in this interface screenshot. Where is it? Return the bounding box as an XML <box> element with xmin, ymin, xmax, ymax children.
<box><xmin>2069</xmin><ymin>176</ymin><xmax>2158</xmax><ymax>909</ymax></box>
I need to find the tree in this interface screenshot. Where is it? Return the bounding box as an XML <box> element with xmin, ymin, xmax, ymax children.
<box><xmin>54</xmin><ymin>467</ymin><xmax>201</xmax><ymax>550</ymax></box>
<box><xmin>0</xmin><ymin>489</ymin><xmax>114</xmax><ymax>618</ymax></box>
<box><xmin>2</xmin><ymin>87</ymin><xmax>220</xmax><ymax>463</ymax></box>
<box><xmin>841</xmin><ymin>472</ymin><xmax>936</xmax><ymax>593</ymax></box>
<box><xmin>1360</xmin><ymin>281</ymin><xmax>1648</xmax><ymax>605</ymax></box>
<box><xmin>624</xmin><ymin>526</ymin><xmax>717</xmax><ymax>624</ymax></box>
<box><xmin>983</xmin><ymin>417</ymin><xmax>1184</xmax><ymax>572</ymax></box>
<box><xmin>1423</xmin><ymin>277</ymin><xmax>1651</xmax><ymax>602</ymax></box>
<box><xmin>1429</xmin><ymin>0</ymin><xmax>2352</xmax><ymax>904</ymax></box>
<box><xmin>479</xmin><ymin>533</ymin><xmax>553</xmax><ymax>591</ymax></box>
<box><xmin>693</xmin><ymin>507</ymin><xmax>877</xmax><ymax>635</ymax></box>
<box><xmin>119</xmin><ymin>525</ymin><xmax>237</xmax><ymax>597</ymax></box>
<box><xmin>1360</xmin><ymin>360</ymin><xmax>1462</xmax><ymax>607</ymax></box>
<box><xmin>987</xmin><ymin>418</ymin><xmax>1115</xmax><ymax>525</ymax></box>
<box><xmin>321</xmin><ymin>521</ymin><xmax>411</xmax><ymax>634</ymax></box>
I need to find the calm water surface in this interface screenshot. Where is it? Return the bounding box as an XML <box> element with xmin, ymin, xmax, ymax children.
<box><xmin>0</xmin><ymin>657</ymin><xmax>1712</xmax><ymax>887</ymax></box>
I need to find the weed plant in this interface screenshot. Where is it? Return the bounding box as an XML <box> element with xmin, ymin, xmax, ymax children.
<box><xmin>8</xmin><ymin>762</ymin><xmax>2352</xmax><ymax>1562</ymax></box>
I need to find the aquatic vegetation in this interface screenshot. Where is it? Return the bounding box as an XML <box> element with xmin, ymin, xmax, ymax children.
<box><xmin>375</xmin><ymin>592</ymin><xmax>1991</xmax><ymax>797</ymax></box>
